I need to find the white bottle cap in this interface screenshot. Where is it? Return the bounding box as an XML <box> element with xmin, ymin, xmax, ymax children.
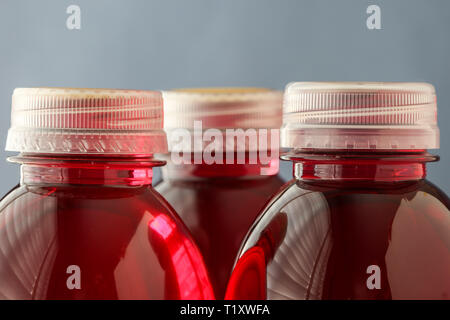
<box><xmin>162</xmin><ymin>88</ymin><xmax>283</xmax><ymax>152</ymax></box>
<box><xmin>282</xmin><ymin>82</ymin><xmax>439</xmax><ymax>150</ymax></box>
<box><xmin>163</xmin><ymin>88</ymin><xmax>282</xmax><ymax>129</ymax></box>
<box><xmin>5</xmin><ymin>87</ymin><xmax>167</xmax><ymax>155</ymax></box>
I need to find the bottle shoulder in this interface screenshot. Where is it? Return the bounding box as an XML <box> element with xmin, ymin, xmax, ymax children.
<box><xmin>232</xmin><ymin>179</ymin><xmax>450</xmax><ymax>300</ymax></box>
<box><xmin>0</xmin><ymin>184</ymin><xmax>182</xmax><ymax>220</ymax></box>
<box><xmin>271</xmin><ymin>179</ymin><xmax>449</xmax><ymax>208</ymax></box>
<box><xmin>0</xmin><ymin>184</ymin><xmax>213</xmax><ymax>299</ymax></box>
<box><xmin>241</xmin><ymin>179</ymin><xmax>449</xmax><ymax>255</ymax></box>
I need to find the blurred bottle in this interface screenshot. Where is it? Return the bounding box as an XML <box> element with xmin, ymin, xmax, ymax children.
<box><xmin>156</xmin><ymin>88</ymin><xmax>285</xmax><ymax>298</ymax></box>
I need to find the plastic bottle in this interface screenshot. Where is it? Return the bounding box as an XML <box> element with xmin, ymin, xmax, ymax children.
<box><xmin>156</xmin><ymin>88</ymin><xmax>285</xmax><ymax>298</ymax></box>
<box><xmin>226</xmin><ymin>82</ymin><xmax>450</xmax><ymax>300</ymax></box>
<box><xmin>0</xmin><ymin>88</ymin><xmax>214</xmax><ymax>300</ymax></box>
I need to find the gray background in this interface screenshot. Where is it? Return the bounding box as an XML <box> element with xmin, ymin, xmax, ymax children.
<box><xmin>0</xmin><ymin>0</ymin><xmax>448</xmax><ymax>194</ymax></box>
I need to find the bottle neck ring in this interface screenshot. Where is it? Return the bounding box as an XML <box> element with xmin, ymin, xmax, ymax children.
<box><xmin>284</xmin><ymin>150</ymin><xmax>438</xmax><ymax>182</ymax></box>
<box><xmin>163</xmin><ymin>152</ymin><xmax>279</xmax><ymax>180</ymax></box>
<box><xmin>10</xmin><ymin>154</ymin><xmax>165</xmax><ymax>186</ymax></box>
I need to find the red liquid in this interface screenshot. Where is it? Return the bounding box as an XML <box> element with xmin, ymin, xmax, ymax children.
<box><xmin>156</xmin><ymin>154</ymin><xmax>284</xmax><ymax>299</ymax></box>
<box><xmin>0</xmin><ymin>156</ymin><xmax>214</xmax><ymax>300</ymax></box>
<box><xmin>226</xmin><ymin>152</ymin><xmax>450</xmax><ymax>300</ymax></box>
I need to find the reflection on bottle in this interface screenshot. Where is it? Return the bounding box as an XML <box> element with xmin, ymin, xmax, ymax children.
<box><xmin>225</xmin><ymin>211</ymin><xmax>288</xmax><ymax>300</ymax></box>
<box><xmin>385</xmin><ymin>191</ymin><xmax>450</xmax><ymax>299</ymax></box>
<box><xmin>148</xmin><ymin>214</ymin><xmax>214</xmax><ymax>300</ymax></box>
<box><xmin>0</xmin><ymin>187</ymin><xmax>215</xmax><ymax>300</ymax></box>
<box><xmin>0</xmin><ymin>189</ymin><xmax>58</xmax><ymax>299</ymax></box>
<box><xmin>225</xmin><ymin>191</ymin><xmax>332</xmax><ymax>300</ymax></box>
<box><xmin>266</xmin><ymin>192</ymin><xmax>331</xmax><ymax>300</ymax></box>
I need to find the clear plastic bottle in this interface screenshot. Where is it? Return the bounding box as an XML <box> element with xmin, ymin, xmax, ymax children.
<box><xmin>225</xmin><ymin>82</ymin><xmax>450</xmax><ymax>300</ymax></box>
<box><xmin>0</xmin><ymin>88</ymin><xmax>214</xmax><ymax>300</ymax></box>
<box><xmin>156</xmin><ymin>88</ymin><xmax>285</xmax><ymax>298</ymax></box>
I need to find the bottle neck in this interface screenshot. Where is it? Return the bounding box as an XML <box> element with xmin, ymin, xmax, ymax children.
<box><xmin>163</xmin><ymin>152</ymin><xmax>279</xmax><ymax>181</ymax></box>
<box><xmin>286</xmin><ymin>150</ymin><xmax>438</xmax><ymax>183</ymax></box>
<box><xmin>11</xmin><ymin>154</ymin><xmax>165</xmax><ymax>186</ymax></box>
